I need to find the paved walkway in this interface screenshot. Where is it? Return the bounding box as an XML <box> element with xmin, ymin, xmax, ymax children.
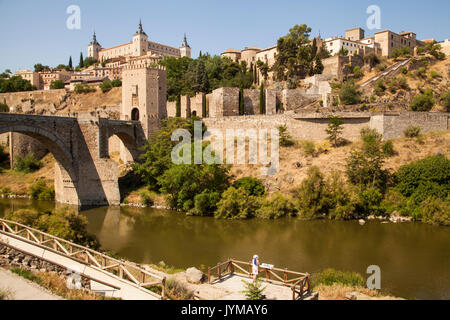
<box><xmin>0</xmin><ymin>268</ymin><xmax>62</xmax><ymax>300</ymax></box>
<box><xmin>211</xmin><ymin>274</ymin><xmax>293</xmax><ymax>300</ymax></box>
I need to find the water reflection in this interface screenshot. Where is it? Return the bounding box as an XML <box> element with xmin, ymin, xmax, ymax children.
<box><xmin>0</xmin><ymin>199</ymin><xmax>449</xmax><ymax>300</ymax></box>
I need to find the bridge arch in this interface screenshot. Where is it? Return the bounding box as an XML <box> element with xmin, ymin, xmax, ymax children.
<box><xmin>0</xmin><ymin>125</ymin><xmax>80</xmax><ymax>205</ymax></box>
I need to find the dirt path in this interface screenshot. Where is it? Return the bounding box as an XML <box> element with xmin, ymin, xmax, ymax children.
<box><xmin>0</xmin><ymin>267</ymin><xmax>62</xmax><ymax>300</ymax></box>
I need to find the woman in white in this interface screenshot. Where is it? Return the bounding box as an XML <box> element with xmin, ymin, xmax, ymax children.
<box><xmin>252</xmin><ymin>254</ymin><xmax>260</xmax><ymax>283</ymax></box>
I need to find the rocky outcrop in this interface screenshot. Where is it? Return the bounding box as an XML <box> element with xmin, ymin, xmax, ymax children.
<box><xmin>185</xmin><ymin>267</ymin><xmax>206</xmax><ymax>284</ymax></box>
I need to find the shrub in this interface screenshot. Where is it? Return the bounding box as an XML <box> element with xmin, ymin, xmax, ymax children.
<box><xmin>0</xmin><ymin>102</ymin><xmax>9</xmax><ymax>112</ymax></box>
<box><xmin>326</xmin><ymin>172</ymin><xmax>358</xmax><ymax>220</ymax></box>
<box><xmin>401</xmin><ymin>67</ymin><xmax>408</xmax><ymax>74</ymax></box>
<box><xmin>188</xmin><ymin>190</ymin><xmax>221</xmax><ymax>216</ymax></box>
<box><xmin>50</xmin><ymin>80</ymin><xmax>65</xmax><ymax>90</ymax></box>
<box><xmin>403</xmin><ymin>126</ymin><xmax>421</xmax><ymax>138</ymax></box>
<box><xmin>311</xmin><ymin>269</ymin><xmax>364</xmax><ymax>288</ymax></box>
<box><xmin>0</xmin><ymin>144</ymin><xmax>9</xmax><ymax>165</ymax></box>
<box><xmin>353</xmin><ymin>66</ymin><xmax>364</xmax><ymax>79</ymax></box>
<box><xmin>374</xmin><ymin>79</ymin><xmax>386</xmax><ymax>95</ymax></box>
<box><xmin>382</xmin><ymin>140</ymin><xmax>396</xmax><ymax>157</ymax></box>
<box><xmin>278</xmin><ymin>125</ymin><xmax>295</xmax><ymax>147</ymax></box>
<box><xmin>411</xmin><ymin>90</ymin><xmax>434</xmax><ymax>111</ymax></box>
<box><xmin>326</xmin><ymin>115</ymin><xmax>344</xmax><ymax>147</ymax></box>
<box><xmin>241</xmin><ymin>279</ymin><xmax>266</xmax><ymax>300</ymax></box>
<box><xmin>394</xmin><ymin>155</ymin><xmax>450</xmax><ymax>202</ymax></box>
<box><xmin>74</xmin><ymin>84</ymin><xmax>96</xmax><ymax>94</ymax></box>
<box><xmin>111</xmin><ymin>79</ymin><xmax>122</xmax><ymax>87</ymax></box>
<box><xmin>165</xmin><ymin>278</ymin><xmax>194</xmax><ymax>300</ymax></box>
<box><xmin>303</xmin><ymin>141</ymin><xmax>316</xmax><ymax>157</ymax></box>
<box><xmin>11</xmin><ymin>268</ymin><xmax>41</xmax><ymax>284</ymax></box>
<box><xmin>14</xmin><ymin>153</ymin><xmax>42</xmax><ymax>173</ymax></box>
<box><xmin>390</xmin><ymin>46</ymin><xmax>411</xmax><ymax>58</ymax></box>
<box><xmin>339</xmin><ymin>80</ymin><xmax>361</xmax><ymax>105</ymax></box>
<box><xmin>99</xmin><ymin>80</ymin><xmax>113</xmax><ymax>93</ymax></box>
<box><xmin>30</xmin><ymin>180</ymin><xmax>55</xmax><ymax>201</ymax></box>
<box><xmin>429</xmin><ymin>70</ymin><xmax>440</xmax><ymax>79</ymax></box>
<box><xmin>358</xmin><ymin>187</ymin><xmax>384</xmax><ymax>216</ymax></box>
<box><xmin>292</xmin><ymin>166</ymin><xmax>330</xmax><ymax>219</ymax></box>
<box><xmin>214</xmin><ymin>187</ymin><xmax>261</xmax><ymax>220</ymax></box>
<box><xmin>6</xmin><ymin>207</ymin><xmax>99</xmax><ymax>248</ymax></box>
<box><xmin>416</xmin><ymin>67</ymin><xmax>427</xmax><ymax>78</ymax></box>
<box><xmin>256</xmin><ymin>193</ymin><xmax>297</xmax><ymax>219</ymax></box>
<box><xmin>232</xmin><ymin>177</ymin><xmax>265</xmax><ymax>197</ymax></box>
<box><xmin>440</xmin><ymin>92</ymin><xmax>450</xmax><ymax>112</ymax></box>
<box><xmin>420</xmin><ymin>196</ymin><xmax>450</xmax><ymax>226</ymax></box>
<box><xmin>139</xmin><ymin>189</ymin><xmax>154</xmax><ymax>207</ymax></box>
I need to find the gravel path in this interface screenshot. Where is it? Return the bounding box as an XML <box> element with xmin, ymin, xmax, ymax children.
<box><xmin>0</xmin><ymin>268</ymin><xmax>62</xmax><ymax>300</ymax></box>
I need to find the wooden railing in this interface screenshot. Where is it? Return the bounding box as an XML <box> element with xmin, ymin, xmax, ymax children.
<box><xmin>0</xmin><ymin>218</ymin><xmax>166</xmax><ymax>299</ymax></box>
<box><xmin>207</xmin><ymin>259</ymin><xmax>312</xmax><ymax>300</ymax></box>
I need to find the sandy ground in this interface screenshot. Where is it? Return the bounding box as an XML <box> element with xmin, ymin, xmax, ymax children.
<box><xmin>0</xmin><ymin>267</ymin><xmax>62</xmax><ymax>300</ymax></box>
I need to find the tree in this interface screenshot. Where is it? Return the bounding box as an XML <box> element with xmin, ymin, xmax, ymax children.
<box><xmin>259</xmin><ymin>84</ymin><xmax>265</xmax><ymax>114</ymax></box>
<box><xmin>346</xmin><ymin>128</ymin><xmax>390</xmax><ymax>191</ymax></box>
<box><xmin>34</xmin><ymin>64</ymin><xmax>50</xmax><ymax>72</ymax></box>
<box><xmin>0</xmin><ymin>75</ymin><xmax>34</xmax><ymax>93</ymax></box>
<box><xmin>326</xmin><ymin>115</ymin><xmax>344</xmax><ymax>147</ymax></box>
<box><xmin>202</xmin><ymin>93</ymin><xmax>207</xmax><ymax>117</ymax></box>
<box><xmin>339</xmin><ymin>80</ymin><xmax>361</xmax><ymax>105</ymax></box>
<box><xmin>411</xmin><ymin>90</ymin><xmax>434</xmax><ymax>111</ymax></box>
<box><xmin>239</xmin><ymin>87</ymin><xmax>244</xmax><ymax>115</ymax></box>
<box><xmin>274</xmin><ymin>24</ymin><xmax>315</xmax><ymax>85</ymax></box>
<box><xmin>50</xmin><ymin>80</ymin><xmax>65</xmax><ymax>89</ymax></box>
<box><xmin>83</xmin><ymin>57</ymin><xmax>98</xmax><ymax>68</ymax></box>
<box><xmin>313</xmin><ymin>55</ymin><xmax>324</xmax><ymax>74</ymax></box>
<box><xmin>68</xmin><ymin>56</ymin><xmax>73</xmax><ymax>69</ymax></box>
<box><xmin>337</xmin><ymin>48</ymin><xmax>349</xmax><ymax>56</ymax></box>
<box><xmin>256</xmin><ymin>60</ymin><xmax>269</xmax><ymax>82</ymax></box>
<box><xmin>78</xmin><ymin>52</ymin><xmax>84</xmax><ymax>68</ymax></box>
<box><xmin>232</xmin><ymin>177</ymin><xmax>265</xmax><ymax>196</ymax></box>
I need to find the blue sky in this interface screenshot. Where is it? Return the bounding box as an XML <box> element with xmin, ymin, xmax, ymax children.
<box><xmin>0</xmin><ymin>0</ymin><xmax>449</xmax><ymax>72</ymax></box>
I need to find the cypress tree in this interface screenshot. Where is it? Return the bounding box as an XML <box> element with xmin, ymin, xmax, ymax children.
<box><xmin>176</xmin><ymin>95</ymin><xmax>181</xmax><ymax>117</ymax></box>
<box><xmin>79</xmin><ymin>52</ymin><xmax>84</xmax><ymax>68</ymax></box>
<box><xmin>202</xmin><ymin>94</ymin><xmax>207</xmax><ymax>118</ymax></box>
<box><xmin>239</xmin><ymin>87</ymin><xmax>245</xmax><ymax>115</ymax></box>
<box><xmin>259</xmin><ymin>84</ymin><xmax>265</xmax><ymax>114</ymax></box>
<box><xmin>68</xmin><ymin>56</ymin><xmax>73</xmax><ymax>69</ymax></box>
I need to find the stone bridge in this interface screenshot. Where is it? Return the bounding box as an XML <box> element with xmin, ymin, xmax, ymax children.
<box><xmin>0</xmin><ymin>113</ymin><xmax>146</xmax><ymax>206</ymax></box>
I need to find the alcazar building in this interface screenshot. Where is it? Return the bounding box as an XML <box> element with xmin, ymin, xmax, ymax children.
<box><xmin>88</xmin><ymin>20</ymin><xmax>191</xmax><ymax>62</ymax></box>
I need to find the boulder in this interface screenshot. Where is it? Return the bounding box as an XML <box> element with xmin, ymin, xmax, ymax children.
<box><xmin>358</xmin><ymin>219</ymin><xmax>366</xmax><ymax>225</ymax></box>
<box><xmin>186</xmin><ymin>267</ymin><xmax>205</xmax><ymax>284</ymax></box>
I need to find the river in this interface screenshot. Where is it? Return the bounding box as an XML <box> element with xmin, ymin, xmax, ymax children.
<box><xmin>0</xmin><ymin>198</ymin><xmax>449</xmax><ymax>300</ymax></box>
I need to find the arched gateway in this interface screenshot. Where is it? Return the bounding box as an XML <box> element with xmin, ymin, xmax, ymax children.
<box><xmin>0</xmin><ymin>113</ymin><xmax>146</xmax><ymax>207</ymax></box>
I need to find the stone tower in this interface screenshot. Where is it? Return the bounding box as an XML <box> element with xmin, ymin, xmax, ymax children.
<box><xmin>180</xmin><ymin>34</ymin><xmax>191</xmax><ymax>58</ymax></box>
<box><xmin>88</xmin><ymin>32</ymin><xmax>101</xmax><ymax>60</ymax></box>
<box><xmin>121</xmin><ymin>56</ymin><xmax>167</xmax><ymax>161</ymax></box>
<box><xmin>132</xmin><ymin>20</ymin><xmax>148</xmax><ymax>57</ymax></box>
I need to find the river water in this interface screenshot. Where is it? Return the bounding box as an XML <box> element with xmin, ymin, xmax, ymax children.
<box><xmin>1</xmin><ymin>198</ymin><xmax>449</xmax><ymax>300</ymax></box>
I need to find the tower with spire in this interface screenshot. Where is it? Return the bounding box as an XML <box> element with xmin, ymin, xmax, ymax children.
<box><xmin>133</xmin><ymin>19</ymin><xmax>148</xmax><ymax>56</ymax></box>
<box><xmin>88</xmin><ymin>31</ymin><xmax>102</xmax><ymax>60</ymax></box>
<box><xmin>179</xmin><ymin>33</ymin><xmax>191</xmax><ymax>58</ymax></box>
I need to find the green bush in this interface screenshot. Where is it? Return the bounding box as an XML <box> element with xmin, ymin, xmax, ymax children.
<box><xmin>390</xmin><ymin>46</ymin><xmax>411</xmax><ymax>58</ymax></box>
<box><xmin>374</xmin><ymin>79</ymin><xmax>386</xmax><ymax>95</ymax></box>
<box><xmin>256</xmin><ymin>193</ymin><xmax>297</xmax><ymax>219</ymax></box>
<box><xmin>50</xmin><ymin>80</ymin><xmax>65</xmax><ymax>90</ymax></box>
<box><xmin>14</xmin><ymin>153</ymin><xmax>42</xmax><ymax>173</ymax></box>
<box><xmin>339</xmin><ymin>80</ymin><xmax>361</xmax><ymax>105</ymax></box>
<box><xmin>416</xmin><ymin>67</ymin><xmax>427</xmax><ymax>78</ymax></box>
<box><xmin>241</xmin><ymin>279</ymin><xmax>266</xmax><ymax>300</ymax></box>
<box><xmin>6</xmin><ymin>207</ymin><xmax>99</xmax><ymax>248</ymax></box>
<box><xmin>292</xmin><ymin>166</ymin><xmax>330</xmax><ymax>219</ymax></box>
<box><xmin>411</xmin><ymin>90</ymin><xmax>434</xmax><ymax>111</ymax></box>
<box><xmin>326</xmin><ymin>172</ymin><xmax>358</xmax><ymax>220</ymax></box>
<box><xmin>74</xmin><ymin>84</ymin><xmax>96</xmax><ymax>94</ymax></box>
<box><xmin>0</xmin><ymin>102</ymin><xmax>9</xmax><ymax>112</ymax></box>
<box><xmin>139</xmin><ymin>189</ymin><xmax>154</xmax><ymax>207</ymax></box>
<box><xmin>188</xmin><ymin>190</ymin><xmax>221</xmax><ymax>216</ymax></box>
<box><xmin>358</xmin><ymin>187</ymin><xmax>384</xmax><ymax>215</ymax></box>
<box><xmin>10</xmin><ymin>268</ymin><xmax>41</xmax><ymax>284</ymax></box>
<box><xmin>326</xmin><ymin>116</ymin><xmax>344</xmax><ymax>147</ymax></box>
<box><xmin>214</xmin><ymin>187</ymin><xmax>261</xmax><ymax>219</ymax></box>
<box><xmin>382</xmin><ymin>140</ymin><xmax>396</xmax><ymax>157</ymax></box>
<box><xmin>311</xmin><ymin>268</ymin><xmax>364</xmax><ymax>288</ymax></box>
<box><xmin>403</xmin><ymin>126</ymin><xmax>421</xmax><ymax>138</ymax></box>
<box><xmin>303</xmin><ymin>141</ymin><xmax>316</xmax><ymax>157</ymax></box>
<box><xmin>352</xmin><ymin>66</ymin><xmax>364</xmax><ymax>79</ymax></box>
<box><xmin>394</xmin><ymin>155</ymin><xmax>450</xmax><ymax>203</ymax></box>
<box><xmin>99</xmin><ymin>80</ymin><xmax>113</xmax><ymax>93</ymax></box>
<box><xmin>420</xmin><ymin>196</ymin><xmax>450</xmax><ymax>226</ymax></box>
<box><xmin>232</xmin><ymin>177</ymin><xmax>265</xmax><ymax>197</ymax></box>
<box><xmin>440</xmin><ymin>92</ymin><xmax>450</xmax><ymax>112</ymax></box>
<box><xmin>278</xmin><ymin>125</ymin><xmax>295</xmax><ymax>147</ymax></box>
<box><xmin>29</xmin><ymin>180</ymin><xmax>55</xmax><ymax>201</ymax></box>
<box><xmin>401</xmin><ymin>67</ymin><xmax>408</xmax><ymax>74</ymax></box>
<box><xmin>111</xmin><ymin>79</ymin><xmax>122</xmax><ymax>87</ymax></box>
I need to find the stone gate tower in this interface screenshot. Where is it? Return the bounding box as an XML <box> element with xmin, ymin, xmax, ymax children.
<box><xmin>88</xmin><ymin>32</ymin><xmax>101</xmax><ymax>60</ymax></box>
<box><xmin>121</xmin><ymin>56</ymin><xmax>167</xmax><ymax>161</ymax></box>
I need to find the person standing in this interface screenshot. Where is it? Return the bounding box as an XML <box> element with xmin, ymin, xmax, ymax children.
<box><xmin>252</xmin><ymin>254</ymin><xmax>260</xmax><ymax>283</ymax></box>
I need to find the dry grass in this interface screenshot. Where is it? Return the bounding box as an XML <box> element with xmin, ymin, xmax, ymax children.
<box><xmin>0</xmin><ymin>287</ymin><xmax>14</xmax><ymax>300</ymax></box>
<box><xmin>316</xmin><ymin>284</ymin><xmax>379</xmax><ymax>300</ymax></box>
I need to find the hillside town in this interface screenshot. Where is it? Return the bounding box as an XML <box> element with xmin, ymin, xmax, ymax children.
<box><xmin>0</xmin><ymin>4</ymin><xmax>449</xmax><ymax>306</ymax></box>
